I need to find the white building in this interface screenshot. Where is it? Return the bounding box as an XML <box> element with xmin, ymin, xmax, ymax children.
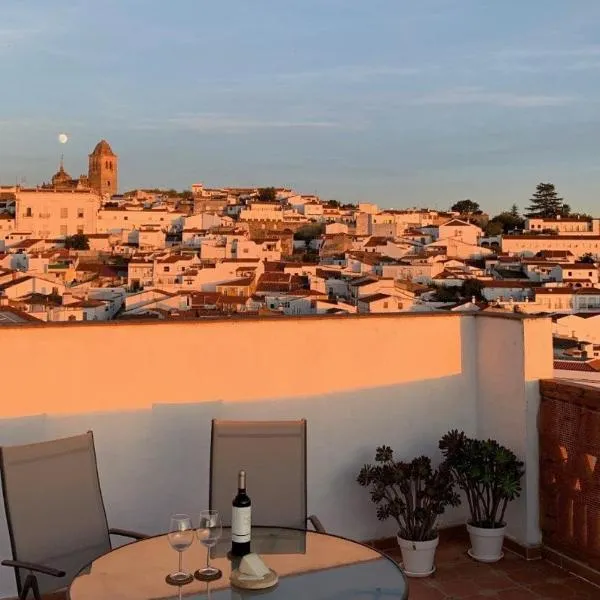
<box><xmin>15</xmin><ymin>189</ymin><xmax>101</xmax><ymax>238</ymax></box>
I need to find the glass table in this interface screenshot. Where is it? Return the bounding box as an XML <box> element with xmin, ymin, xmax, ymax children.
<box><xmin>68</xmin><ymin>527</ymin><xmax>409</xmax><ymax>599</ymax></box>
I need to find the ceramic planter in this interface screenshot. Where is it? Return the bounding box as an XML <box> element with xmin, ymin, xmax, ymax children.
<box><xmin>396</xmin><ymin>534</ymin><xmax>439</xmax><ymax>577</ymax></box>
<box><xmin>467</xmin><ymin>522</ymin><xmax>506</xmax><ymax>562</ymax></box>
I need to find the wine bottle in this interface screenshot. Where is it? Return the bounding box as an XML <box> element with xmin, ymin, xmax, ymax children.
<box><xmin>231</xmin><ymin>470</ymin><xmax>251</xmax><ymax>557</ymax></box>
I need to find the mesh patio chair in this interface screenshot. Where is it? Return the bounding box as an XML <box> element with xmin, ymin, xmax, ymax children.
<box><xmin>0</xmin><ymin>431</ymin><xmax>148</xmax><ymax>600</ymax></box>
<box><xmin>209</xmin><ymin>419</ymin><xmax>325</xmax><ymax>533</ymax></box>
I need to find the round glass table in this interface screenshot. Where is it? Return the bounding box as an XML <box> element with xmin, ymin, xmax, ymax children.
<box><xmin>68</xmin><ymin>527</ymin><xmax>408</xmax><ymax>599</ymax></box>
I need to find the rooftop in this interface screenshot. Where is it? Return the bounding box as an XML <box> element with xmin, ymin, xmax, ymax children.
<box><xmin>0</xmin><ymin>313</ymin><xmax>598</xmax><ymax>598</ymax></box>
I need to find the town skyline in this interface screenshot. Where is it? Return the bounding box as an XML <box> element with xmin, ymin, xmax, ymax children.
<box><xmin>2</xmin><ymin>1</ymin><xmax>600</xmax><ymax>213</ymax></box>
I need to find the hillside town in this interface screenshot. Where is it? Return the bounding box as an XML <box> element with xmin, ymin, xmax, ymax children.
<box><xmin>1</xmin><ymin>140</ymin><xmax>599</xmax><ymax>378</ymax></box>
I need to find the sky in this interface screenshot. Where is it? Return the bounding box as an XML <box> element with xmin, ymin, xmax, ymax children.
<box><xmin>1</xmin><ymin>0</ymin><xmax>600</xmax><ymax>214</ymax></box>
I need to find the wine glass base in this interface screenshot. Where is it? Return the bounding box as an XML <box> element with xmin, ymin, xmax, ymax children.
<box><xmin>165</xmin><ymin>573</ymin><xmax>194</xmax><ymax>586</ymax></box>
<box><xmin>194</xmin><ymin>567</ymin><xmax>222</xmax><ymax>582</ymax></box>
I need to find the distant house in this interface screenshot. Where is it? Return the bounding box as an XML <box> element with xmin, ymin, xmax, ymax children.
<box><xmin>358</xmin><ymin>293</ymin><xmax>405</xmax><ymax>313</ymax></box>
<box><xmin>438</xmin><ymin>219</ymin><xmax>483</xmax><ymax>246</ymax></box>
<box><xmin>502</xmin><ymin>235</ymin><xmax>600</xmax><ymax>259</ymax></box>
<box><xmin>481</xmin><ymin>281</ymin><xmax>533</xmax><ymax>302</ymax></box>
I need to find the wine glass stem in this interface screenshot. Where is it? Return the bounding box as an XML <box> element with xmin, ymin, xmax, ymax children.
<box><xmin>206</xmin><ymin>548</ymin><xmax>210</xmax><ymax>569</ymax></box>
<box><xmin>178</xmin><ymin>550</ymin><xmax>183</xmax><ymax>573</ymax></box>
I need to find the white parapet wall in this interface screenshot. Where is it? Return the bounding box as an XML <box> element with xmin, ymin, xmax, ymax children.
<box><xmin>0</xmin><ymin>313</ymin><xmax>552</xmax><ymax>597</ymax></box>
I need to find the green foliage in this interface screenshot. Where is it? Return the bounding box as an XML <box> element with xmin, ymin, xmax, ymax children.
<box><xmin>484</xmin><ymin>220</ymin><xmax>504</xmax><ymax>236</ymax></box>
<box><xmin>451</xmin><ymin>199</ymin><xmax>481</xmax><ymax>214</ymax></box>
<box><xmin>325</xmin><ymin>199</ymin><xmax>340</xmax><ymax>208</ymax></box>
<box><xmin>580</xmin><ymin>253</ymin><xmax>596</xmax><ymax>264</ymax></box>
<box><xmin>525</xmin><ymin>183</ymin><xmax>569</xmax><ymax>218</ymax></box>
<box><xmin>462</xmin><ymin>279</ymin><xmax>484</xmax><ymax>301</ymax></box>
<box><xmin>293</xmin><ymin>222</ymin><xmax>325</xmax><ymax>241</ymax></box>
<box><xmin>439</xmin><ymin>430</ymin><xmax>525</xmax><ymax>528</ymax></box>
<box><xmin>433</xmin><ymin>279</ymin><xmax>484</xmax><ymax>303</ymax></box>
<box><xmin>357</xmin><ymin>447</ymin><xmax>460</xmax><ymax>541</ymax></box>
<box><xmin>486</xmin><ymin>210</ymin><xmax>525</xmax><ymax>235</ymax></box>
<box><xmin>434</xmin><ymin>286</ymin><xmax>460</xmax><ymax>303</ymax></box>
<box><xmin>64</xmin><ymin>233</ymin><xmax>89</xmax><ymax>250</ymax></box>
<box><xmin>257</xmin><ymin>187</ymin><xmax>277</xmax><ymax>203</ymax></box>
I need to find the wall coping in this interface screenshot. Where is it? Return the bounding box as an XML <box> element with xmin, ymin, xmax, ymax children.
<box><xmin>540</xmin><ymin>378</ymin><xmax>600</xmax><ymax>410</ymax></box>
<box><xmin>0</xmin><ymin>309</ymin><xmax>547</xmax><ymax>331</ymax></box>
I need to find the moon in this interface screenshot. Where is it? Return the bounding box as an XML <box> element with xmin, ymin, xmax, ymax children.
<box><xmin>58</xmin><ymin>133</ymin><xmax>68</xmax><ymax>144</ymax></box>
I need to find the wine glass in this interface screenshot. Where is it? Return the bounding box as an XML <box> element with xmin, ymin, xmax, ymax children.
<box><xmin>195</xmin><ymin>510</ymin><xmax>223</xmax><ymax>581</ymax></box>
<box><xmin>166</xmin><ymin>514</ymin><xmax>194</xmax><ymax>585</ymax></box>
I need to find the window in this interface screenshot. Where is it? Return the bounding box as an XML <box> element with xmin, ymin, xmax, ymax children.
<box><xmin>60</xmin><ymin>207</ymin><xmax>68</xmax><ymax>218</ymax></box>
<box><xmin>164</xmin><ymin>266</ymin><xmax>170</xmax><ymax>272</ymax></box>
<box><xmin>25</xmin><ymin>207</ymin><xmax>32</xmax><ymax>217</ymax></box>
<box><xmin>383</xmin><ymin>302</ymin><xmax>388</xmax><ymax>309</ymax></box>
<box><xmin>107</xmin><ymin>181</ymin><xmax>111</xmax><ymax>187</ymax></box>
<box><xmin>60</xmin><ymin>225</ymin><xmax>68</xmax><ymax>236</ymax></box>
<box><xmin>77</xmin><ymin>226</ymin><xmax>84</xmax><ymax>234</ymax></box>
<box><xmin>568</xmin><ymin>272</ymin><xmax>572</xmax><ymax>276</ymax></box>
<box><xmin>77</xmin><ymin>208</ymin><xmax>84</xmax><ymax>218</ymax></box>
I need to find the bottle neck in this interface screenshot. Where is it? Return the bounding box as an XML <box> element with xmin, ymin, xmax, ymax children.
<box><xmin>238</xmin><ymin>470</ymin><xmax>246</xmax><ymax>493</ymax></box>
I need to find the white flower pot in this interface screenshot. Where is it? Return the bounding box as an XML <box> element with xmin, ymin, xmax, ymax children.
<box><xmin>396</xmin><ymin>535</ymin><xmax>439</xmax><ymax>577</ymax></box>
<box><xmin>467</xmin><ymin>523</ymin><xmax>506</xmax><ymax>563</ymax></box>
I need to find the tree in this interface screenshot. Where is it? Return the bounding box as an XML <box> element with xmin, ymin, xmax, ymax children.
<box><xmin>510</xmin><ymin>204</ymin><xmax>520</xmax><ymax>218</ymax></box>
<box><xmin>451</xmin><ymin>199</ymin><xmax>480</xmax><ymax>215</ymax></box>
<box><xmin>580</xmin><ymin>253</ymin><xmax>596</xmax><ymax>264</ymax></box>
<box><xmin>484</xmin><ymin>220</ymin><xmax>504</xmax><ymax>236</ymax></box>
<box><xmin>525</xmin><ymin>183</ymin><xmax>568</xmax><ymax>218</ymax></box>
<box><xmin>325</xmin><ymin>199</ymin><xmax>340</xmax><ymax>208</ymax></box>
<box><xmin>293</xmin><ymin>222</ymin><xmax>325</xmax><ymax>241</ymax></box>
<box><xmin>64</xmin><ymin>233</ymin><xmax>89</xmax><ymax>250</ymax></box>
<box><xmin>486</xmin><ymin>211</ymin><xmax>524</xmax><ymax>235</ymax></box>
<box><xmin>434</xmin><ymin>286</ymin><xmax>460</xmax><ymax>303</ymax></box>
<box><xmin>257</xmin><ymin>187</ymin><xmax>277</xmax><ymax>203</ymax></box>
<box><xmin>462</xmin><ymin>279</ymin><xmax>484</xmax><ymax>301</ymax></box>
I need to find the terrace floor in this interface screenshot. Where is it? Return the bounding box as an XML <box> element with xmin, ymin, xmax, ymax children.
<box><xmin>384</xmin><ymin>534</ymin><xmax>600</xmax><ymax>600</ymax></box>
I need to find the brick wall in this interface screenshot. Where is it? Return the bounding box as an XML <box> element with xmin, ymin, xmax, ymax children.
<box><xmin>539</xmin><ymin>379</ymin><xmax>600</xmax><ymax>570</ymax></box>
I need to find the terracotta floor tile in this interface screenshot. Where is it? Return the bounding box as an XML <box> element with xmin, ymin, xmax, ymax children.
<box><xmin>494</xmin><ymin>589</ymin><xmax>541</xmax><ymax>600</ymax></box>
<box><xmin>504</xmin><ymin>565</ymin><xmax>568</xmax><ymax>586</ymax></box>
<box><xmin>564</xmin><ymin>577</ymin><xmax>600</xmax><ymax>597</ymax></box>
<box><xmin>473</xmin><ymin>572</ymin><xmax>516</xmax><ymax>592</ymax></box>
<box><xmin>403</xmin><ymin>539</ymin><xmax>599</xmax><ymax>600</ymax></box>
<box><xmin>438</xmin><ymin>578</ymin><xmax>482</xmax><ymax>598</ymax></box>
<box><xmin>526</xmin><ymin>581</ymin><xmax>581</xmax><ymax>598</ymax></box>
<box><xmin>407</xmin><ymin>580</ymin><xmax>448</xmax><ymax>600</ymax></box>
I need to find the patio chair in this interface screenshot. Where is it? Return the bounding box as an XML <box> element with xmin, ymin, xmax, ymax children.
<box><xmin>209</xmin><ymin>419</ymin><xmax>325</xmax><ymax>533</ymax></box>
<box><xmin>0</xmin><ymin>431</ymin><xmax>148</xmax><ymax>600</ymax></box>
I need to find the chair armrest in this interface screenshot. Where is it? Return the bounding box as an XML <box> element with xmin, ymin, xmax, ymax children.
<box><xmin>108</xmin><ymin>527</ymin><xmax>150</xmax><ymax>540</ymax></box>
<box><xmin>109</xmin><ymin>527</ymin><xmax>149</xmax><ymax>540</ymax></box>
<box><xmin>1</xmin><ymin>559</ymin><xmax>65</xmax><ymax>578</ymax></box>
<box><xmin>307</xmin><ymin>514</ymin><xmax>326</xmax><ymax>533</ymax></box>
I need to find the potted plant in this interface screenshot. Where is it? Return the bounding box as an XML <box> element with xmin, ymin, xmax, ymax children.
<box><xmin>357</xmin><ymin>446</ymin><xmax>460</xmax><ymax>577</ymax></box>
<box><xmin>439</xmin><ymin>430</ymin><xmax>525</xmax><ymax>562</ymax></box>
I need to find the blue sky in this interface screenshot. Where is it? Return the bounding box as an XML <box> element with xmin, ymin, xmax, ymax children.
<box><xmin>1</xmin><ymin>0</ymin><xmax>600</xmax><ymax>213</ymax></box>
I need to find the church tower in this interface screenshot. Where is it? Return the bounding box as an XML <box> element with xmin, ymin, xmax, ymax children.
<box><xmin>88</xmin><ymin>139</ymin><xmax>118</xmax><ymax>196</ymax></box>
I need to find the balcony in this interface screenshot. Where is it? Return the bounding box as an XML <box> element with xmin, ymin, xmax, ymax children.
<box><xmin>0</xmin><ymin>313</ymin><xmax>598</xmax><ymax>598</ymax></box>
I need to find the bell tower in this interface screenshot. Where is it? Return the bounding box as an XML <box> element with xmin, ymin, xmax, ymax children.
<box><xmin>88</xmin><ymin>139</ymin><xmax>118</xmax><ymax>196</ymax></box>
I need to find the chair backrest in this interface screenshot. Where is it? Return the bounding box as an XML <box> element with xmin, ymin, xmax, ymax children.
<box><xmin>210</xmin><ymin>420</ymin><xmax>307</xmax><ymax>529</ymax></box>
<box><xmin>0</xmin><ymin>431</ymin><xmax>111</xmax><ymax>594</ymax></box>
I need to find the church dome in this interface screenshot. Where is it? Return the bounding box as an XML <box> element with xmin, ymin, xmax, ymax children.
<box><xmin>90</xmin><ymin>139</ymin><xmax>115</xmax><ymax>156</ymax></box>
<box><xmin>52</xmin><ymin>163</ymin><xmax>72</xmax><ymax>184</ymax></box>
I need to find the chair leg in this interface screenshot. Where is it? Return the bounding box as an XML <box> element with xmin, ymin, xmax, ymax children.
<box><xmin>20</xmin><ymin>574</ymin><xmax>41</xmax><ymax>600</ymax></box>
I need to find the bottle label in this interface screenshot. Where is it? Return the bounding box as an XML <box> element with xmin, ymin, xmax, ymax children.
<box><xmin>231</xmin><ymin>506</ymin><xmax>251</xmax><ymax>543</ymax></box>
